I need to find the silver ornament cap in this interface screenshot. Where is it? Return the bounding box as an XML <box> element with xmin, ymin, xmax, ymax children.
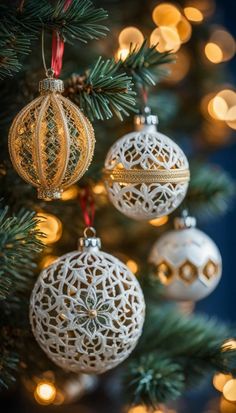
<box><xmin>39</xmin><ymin>77</ymin><xmax>64</xmax><ymax>94</ymax></box>
<box><xmin>78</xmin><ymin>227</ymin><xmax>101</xmax><ymax>251</ymax></box>
<box><xmin>134</xmin><ymin>106</ymin><xmax>159</xmax><ymax>132</ymax></box>
<box><xmin>174</xmin><ymin>210</ymin><xmax>197</xmax><ymax>230</ymax></box>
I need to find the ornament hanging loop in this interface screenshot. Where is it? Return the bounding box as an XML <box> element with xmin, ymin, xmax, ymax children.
<box><xmin>41</xmin><ymin>27</ymin><xmax>54</xmax><ymax>78</ymax></box>
<box><xmin>84</xmin><ymin>226</ymin><xmax>97</xmax><ymax>238</ymax></box>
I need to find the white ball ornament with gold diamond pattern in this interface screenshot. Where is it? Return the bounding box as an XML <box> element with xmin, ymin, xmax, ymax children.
<box><xmin>149</xmin><ymin>213</ymin><xmax>222</xmax><ymax>301</ymax></box>
<box><xmin>8</xmin><ymin>74</ymin><xmax>95</xmax><ymax>201</ymax></box>
<box><xmin>103</xmin><ymin>107</ymin><xmax>190</xmax><ymax>221</ymax></box>
<box><xmin>30</xmin><ymin>228</ymin><xmax>145</xmax><ymax>374</ymax></box>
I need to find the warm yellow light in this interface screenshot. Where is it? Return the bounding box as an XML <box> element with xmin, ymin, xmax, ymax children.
<box><xmin>217</xmin><ymin>90</ymin><xmax>236</xmax><ymax>108</ymax></box>
<box><xmin>35</xmin><ymin>382</ymin><xmax>57</xmax><ymax>405</ymax></box>
<box><xmin>213</xmin><ymin>373</ymin><xmax>232</xmax><ymax>392</ymax></box>
<box><xmin>222</xmin><ymin>339</ymin><xmax>236</xmax><ymax>351</ymax></box>
<box><xmin>118</xmin><ymin>26</ymin><xmax>144</xmax><ymax>48</ymax></box>
<box><xmin>149</xmin><ymin>216</ymin><xmax>169</xmax><ymax>226</ymax></box>
<box><xmin>126</xmin><ymin>259</ymin><xmax>138</xmax><ymax>274</ymax></box>
<box><xmin>176</xmin><ymin>16</ymin><xmax>192</xmax><ymax>43</ymax></box>
<box><xmin>184</xmin><ymin>6</ymin><xmax>204</xmax><ymax>22</ymax></box>
<box><xmin>40</xmin><ymin>255</ymin><xmax>58</xmax><ymax>269</ymax></box>
<box><xmin>117</xmin><ymin>47</ymin><xmax>130</xmax><ymax>61</ymax></box>
<box><xmin>226</xmin><ymin>107</ymin><xmax>236</xmax><ymax>130</ymax></box>
<box><xmin>61</xmin><ymin>185</ymin><xmax>79</xmax><ymax>201</ymax></box>
<box><xmin>212</xmin><ymin>96</ymin><xmax>228</xmax><ymax>120</ymax></box>
<box><xmin>93</xmin><ymin>183</ymin><xmax>106</xmax><ymax>195</ymax></box>
<box><xmin>36</xmin><ymin>213</ymin><xmax>62</xmax><ymax>245</ymax></box>
<box><xmin>152</xmin><ymin>3</ymin><xmax>181</xmax><ymax>27</ymax></box>
<box><xmin>223</xmin><ymin>379</ymin><xmax>236</xmax><ymax>402</ymax></box>
<box><xmin>210</xmin><ymin>29</ymin><xmax>236</xmax><ymax>63</ymax></box>
<box><xmin>205</xmin><ymin>42</ymin><xmax>223</xmax><ymax>63</ymax></box>
<box><xmin>150</xmin><ymin>26</ymin><xmax>181</xmax><ymax>53</ymax></box>
<box><xmin>220</xmin><ymin>395</ymin><xmax>236</xmax><ymax>413</ymax></box>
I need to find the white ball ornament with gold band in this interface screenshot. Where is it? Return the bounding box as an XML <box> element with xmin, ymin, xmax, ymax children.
<box><xmin>149</xmin><ymin>213</ymin><xmax>222</xmax><ymax>301</ymax></box>
<box><xmin>103</xmin><ymin>107</ymin><xmax>190</xmax><ymax>220</ymax></box>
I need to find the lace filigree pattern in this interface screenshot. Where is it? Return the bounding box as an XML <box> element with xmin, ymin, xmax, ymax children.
<box><xmin>104</xmin><ymin>129</ymin><xmax>190</xmax><ymax>220</ymax></box>
<box><xmin>30</xmin><ymin>249</ymin><xmax>145</xmax><ymax>374</ymax></box>
<box><xmin>8</xmin><ymin>86</ymin><xmax>95</xmax><ymax>200</ymax></box>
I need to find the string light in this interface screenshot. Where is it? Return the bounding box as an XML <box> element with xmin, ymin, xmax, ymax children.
<box><xmin>34</xmin><ymin>381</ymin><xmax>57</xmax><ymax>405</ymax></box>
<box><xmin>149</xmin><ymin>216</ymin><xmax>168</xmax><ymax>226</ymax></box>
<box><xmin>184</xmin><ymin>6</ymin><xmax>204</xmax><ymax>22</ymax></box>
<box><xmin>150</xmin><ymin>26</ymin><xmax>181</xmax><ymax>53</ymax></box>
<box><xmin>36</xmin><ymin>212</ymin><xmax>62</xmax><ymax>245</ymax></box>
<box><xmin>152</xmin><ymin>3</ymin><xmax>181</xmax><ymax>26</ymax></box>
<box><xmin>61</xmin><ymin>185</ymin><xmax>79</xmax><ymax>200</ymax></box>
<box><xmin>116</xmin><ymin>47</ymin><xmax>130</xmax><ymax>61</ymax></box>
<box><xmin>223</xmin><ymin>379</ymin><xmax>236</xmax><ymax>402</ymax></box>
<box><xmin>213</xmin><ymin>373</ymin><xmax>232</xmax><ymax>392</ymax></box>
<box><xmin>126</xmin><ymin>259</ymin><xmax>138</xmax><ymax>274</ymax></box>
<box><xmin>205</xmin><ymin>42</ymin><xmax>223</xmax><ymax>64</ymax></box>
<box><xmin>118</xmin><ymin>26</ymin><xmax>144</xmax><ymax>48</ymax></box>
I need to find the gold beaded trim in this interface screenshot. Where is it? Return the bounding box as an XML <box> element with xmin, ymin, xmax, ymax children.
<box><xmin>103</xmin><ymin>168</ymin><xmax>190</xmax><ymax>184</ymax></box>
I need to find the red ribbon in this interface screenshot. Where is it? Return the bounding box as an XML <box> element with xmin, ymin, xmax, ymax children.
<box><xmin>80</xmin><ymin>187</ymin><xmax>95</xmax><ymax>228</ymax></box>
<box><xmin>51</xmin><ymin>0</ymin><xmax>72</xmax><ymax>77</ymax></box>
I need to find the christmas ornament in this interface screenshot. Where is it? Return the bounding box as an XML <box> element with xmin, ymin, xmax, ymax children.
<box><xmin>149</xmin><ymin>213</ymin><xmax>222</xmax><ymax>301</ymax></box>
<box><xmin>30</xmin><ymin>227</ymin><xmax>145</xmax><ymax>374</ymax></box>
<box><xmin>8</xmin><ymin>73</ymin><xmax>95</xmax><ymax>200</ymax></box>
<box><xmin>103</xmin><ymin>107</ymin><xmax>190</xmax><ymax>220</ymax></box>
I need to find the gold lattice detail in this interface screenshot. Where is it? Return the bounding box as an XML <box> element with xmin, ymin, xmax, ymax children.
<box><xmin>8</xmin><ymin>79</ymin><xmax>95</xmax><ymax>200</ymax></box>
<box><xmin>103</xmin><ymin>168</ymin><xmax>190</xmax><ymax>184</ymax></box>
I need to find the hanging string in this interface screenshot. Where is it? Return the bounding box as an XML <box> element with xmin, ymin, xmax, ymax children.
<box><xmin>79</xmin><ymin>187</ymin><xmax>95</xmax><ymax>228</ymax></box>
<box><xmin>51</xmin><ymin>0</ymin><xmax>72</xmax><ymax>78</ymax></box>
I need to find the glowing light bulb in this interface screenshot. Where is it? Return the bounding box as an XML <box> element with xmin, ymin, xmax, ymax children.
<box><xmin>117</xmin><ymin>47</ymin><xmax>130</xmax><ymax>61</ymax></box>
<box><xmin>210</xmin><ymin>28</ymin><xmax>235</xmax><ymax>63</ymax></box>
<box><xmin>213</xmin><ymin>373</ymin><xmax>232</xmax><ymax>392</ymax></box>
<box><xmin>212</xmin><ymin>96</ymin><xmax>228</xmax><ymax>120</ymax></box>
<box><xmin>223</xmin><ymin>379</ymin><xmax>236</xmax><ymax>402</ymax></box>
<box><xmin>34</xmin><ymin>382</ymin><xmax>57</xmax><ymax>405</ymax></box>
<box><xmin>184</xmin><ymin>6</ymin><xmax>204</xmax><ymax>22</ymax></box>
<box><xmin>152</xmin><ymin>3</ymin><xmax>181</xmax><ymax>27</ymax></box>
<box><xmin>126</xmin><ymin>259</ymin><xmax>138</xmax><ymax>274</ymax></box>
<box><xmin>118</xmin><ymin>26</ymin><xmax>144</xmax><ymax>48</ymax></box>
<box><xmin>176</xmin><ymin>16</ymin><xmax>192</xmax><ymax>43</ymax></box>
<box><xmin>36</xmin><ymin>212</ymin><xmax>62</xmax><ymax>245</ymax></box>
<box><xmin>149</xmin><ymin>216</ymin><xmax>168</xmax><ymax>226</ymax></box>
<box><xmin>205</xmin><ymin>42</ymin><xmax>223</xmax><ymax>63</ymax></box>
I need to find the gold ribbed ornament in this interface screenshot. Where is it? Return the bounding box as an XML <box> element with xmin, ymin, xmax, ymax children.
<box><xmin>8</xmin><ymin>77</ymin><xmax>95</xmax><ymax>200</ymax></box>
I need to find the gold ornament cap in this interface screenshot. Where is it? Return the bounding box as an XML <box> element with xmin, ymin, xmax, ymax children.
<box><xmin>134</xmin><ymin>106</ymin><xmax>159</xmax><ymax>131</ymax></box>
<box><xmin>39</xmin><ymin>77</ymin><xmax>64</xmax><ymax>94</ymax></box>
<box><xmin>78</xmin><ymin>227</ymin><xmax>101</xmax><ymax>250</ymax></box>
<box><xmin>174</xmin><ymin>210</ymin><xmax>196</xmax><ymax>230</ymax></box>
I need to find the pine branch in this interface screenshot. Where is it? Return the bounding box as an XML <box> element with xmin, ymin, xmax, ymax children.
<box><xmin>64</xmin><ymin>57</ymin><xmax>136</xmax><ymax>120</ymax></box>
<box><xmin>125</xmin><ymin>353</ymin><xmax>185</xmax><ymax>408</ymax></box>
<box><xmin>183</xmin><ymin>161</ymin><xmax>235</xmax><ymax>220</ymax></box>
<box><xmin>124</xmin><ymin>303</ymin><xmax>236</xmax><ymax>406</ymax></box>
<box><xmin>0</xmin><ymin>207</ymin><xmax>43</xmax><ymax>299</ymax></box>
<box><xmin>49</xmin><ymin>0</ymin><xmax>108</xmax><ymax>42</ymax></box>
<box><xmin>120</xmin><ymin>41</ymin><xmax>175</xmax><ymax>86</ymax></box>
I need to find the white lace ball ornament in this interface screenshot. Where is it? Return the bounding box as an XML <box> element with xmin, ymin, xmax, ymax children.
<box><xmin>30</xmin><ymin>228</ymin><xmax>145</xmax><ymax>374</ymax></box>
<box><xmin>149</xmin><ymin>215</ymin><xmax>222</xmax><ymax>301</ymax></box>
<box><xmin>103</xmin><ymin>110</ymin><xmax>190</xmax><ymax>220</ymax></box>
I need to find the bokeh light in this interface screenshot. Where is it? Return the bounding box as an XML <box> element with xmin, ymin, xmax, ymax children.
<box><xmin>202</xmin><ymin>89</ymin><xmax>236</xmax><ymax>131</ymax></box>
<box><xmin>126</xmin><ymin>259</ymin><xmax>138</xmax><ymax>274</ymax></box>
<box><xmin>150</xmin><ymin>26</ymin><xmax>181</xmax><ymax>52</ymax></box>
<box><xmin>205</xmin><ymin>42</ymin><xmax>223</xmax><ymax>64</ymax></box>
<box><xmin>40</xmin><ymin>255</ymin><xmax>58</xmax><ymax>269</ymax></box>
<box><xmin>152</xmin><ymin>3</ymin><xmax>181</xmax><ymax>27</ymax></box>
<box><xmin>61</xmin><ymin>185</ymin><xmax>79</xmax><ymax>201</ymax></box>
<box><xmin>185</xmin><ymin>0</ymin><xmax>215</xmax><ymax>18</ymax></box>
<box><xmin>223</xmin><ymin>379</ymin><xmax>236</xmax><ymax>402</ymax></box>
<box><xmin>36</xmin><ymin>212</ymin><xmax>62</xmax><ymax>245</ymax></box>
<box><xmin>93</xmin><ymin>183</ymin><xmax>106</xmax><ymax>195</ymax></box>
<box><xmin>117</xmin><ymin>47</ymin><xmax>130</xmax><ymax>61</ymax></box>
<box><xmin>213</xmin><ymin>373</ymin><xmax>232</xmax><ymax>392</ymax></box>
<box><xmin>220</xmin><ymin>396</ymin><xmax>236</xmax><ymax>413</ymax></box>
<box><xmin>149</xmin><ymin>216</ymin><xmax>169</xmax><ymax>226</ymax></box>
<box><xmin>34</xmin><ymin>382</ymin><xmax>57</xmax><ymax>405</ymax></box>
<box><xmin>210</xmin><ymin>28</ymin><xmax>236</xmax><ymax>62</ymax></box>
<box><xmin>118</xmin><ymin>26</ymin><xmax>144</xmax><ymax>48</ymax></box>
<box><xmin>176</xmin><ymin>16</ymin><xmax>192</xmax><ymax>43</ymax></box>
<box><xmin>184</xmin><ymin>6</ymin><xmax>203</xmax><ymax>22</ymax></box>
